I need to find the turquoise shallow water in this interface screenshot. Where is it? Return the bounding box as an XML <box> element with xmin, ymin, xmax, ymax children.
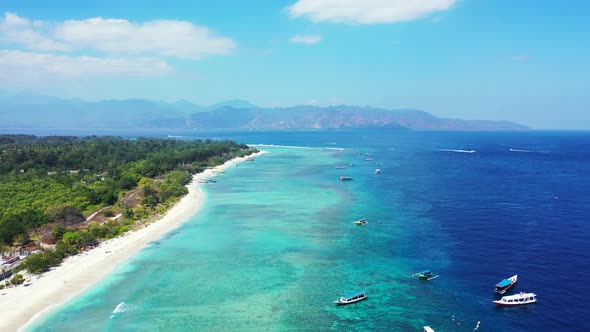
<box><xmin>32</xmin><ymin>146</ymin><xmax>446</xmax><ymax>331</ymax></box>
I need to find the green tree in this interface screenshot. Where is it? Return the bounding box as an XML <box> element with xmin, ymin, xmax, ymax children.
<box><xmin>13</xmin><ymin>233</ymin><xmax>28</xmax><ymax>248</ymax></box>
<box><xmin>46</xmin><ymin>205</ymin><xmax>85</xmax><ymax>226</ymax></box>
<box><xmin>78</xmin><ymin>230</ymin><xmax>96</xmax><ymax>245</ymax></box>
<box><xmin>122</xmin><ymin>205</ymin><xmax>134</xmax><ymax>219</ymax></box>
<box><xmin>55</xmin><ymin>240</ymin><xmax>77</xmax><ymax>257</ymax></box>
<box><xmin>88</xmin><ymin>179</ymin><xmax>118</xmax><ymax>205</ymax></box>
<box><xmin>88</xmin><ymin>223</ymin><xmax>107</xmax><ymax>239</ymax></box>
<box><xmin>118</xmin><ymin>174</ymin><xmax>138</xmax><ymax>190</ymax></box>
<box><xmin>62</xmin><ymin>231</ymin><xmax>81</xmax><ymax>246</ymax></box>
<box><xmin>159</xmin><ymin>182</ymin><xmax>188</xmax><ymax>201</ymax></box>
<box><xmin>0</xmin><ymin>214</ymin><xmax>27</xmax><ymax>246</ymax></box>
<box><xmin>0</xmin><ymin>243</ymin><xmax>10</xmax><ymax>256</ymax></box>
<box><xmin>18</xmin><ymin>209</ymin><xmax>48</xmax><ymax>229</ymax></box>
<box><xmin>51</xmin><ymin>225</ymin><xmax>67</xmax><ymax>242</ymax></box>
<box><xmin>10</xmin><ymin>273</ymin><xmax>25</xmax><ymax>286</ymax></box>
<box><xmin>25</xmin><ymin>253</ymin><xmax>51</xmax><ymax>274</ymax></box>
<box><xmin>164</xmin><ymin>170</ymin><xmax>192</xmax><ymax>186</ymax></box>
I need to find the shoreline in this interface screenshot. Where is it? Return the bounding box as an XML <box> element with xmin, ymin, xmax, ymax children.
<box><xmin>0</xmin><ymin>151</ymin><xmax>264</xmax><ymax>332</ymax></box>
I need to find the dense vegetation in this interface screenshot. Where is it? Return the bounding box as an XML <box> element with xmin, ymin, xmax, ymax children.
<box><xmin>0</xmin><ymin>135</ymin><xmax>257</xmax><ymax>252</ymax></box>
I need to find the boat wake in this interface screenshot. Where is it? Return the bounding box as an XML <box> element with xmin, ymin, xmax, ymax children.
<box><xmin>509</xmin><ymin>148</ymin><xmax>532</xmax><ymax>152</ymax></box>
<box><xmin>110</xmin><ymin>301</ymin><xmax>126</xmax><ymax>319</ymax></box>
<box><xmin>110</xmin><ymin>301</ymin><xmax>144</xmax><ymax>319</ymax></box>
<box><xmin>438</xmin><ymin>149</ymin><xmax>477</xmax><ymax>154</ymax></box>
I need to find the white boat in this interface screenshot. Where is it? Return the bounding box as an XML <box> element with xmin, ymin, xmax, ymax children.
<box><xmin>423</xmin><ymin>327</ymin><xmax>435</xmax><ymax>332</ymax></box>
<box><xmin>493</xmin><ymin>292</ymin><xmax>537</xmax><ymax>306</ymax></box>
<box><xmin>334</xmin><ymin>291</ymin><xmax>367</xmax><ymax>305</ymax></box>
<box><xmin>375</xmin><ymin>169</ymin><xmax>381</xmax><ymax>174</ymax></box>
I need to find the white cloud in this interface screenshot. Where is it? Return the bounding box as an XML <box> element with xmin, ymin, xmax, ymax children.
<box><xmin>3</xmin><ymin>12</ymin><xmax>28</xmax><ymax>26</ymax></box>
<box><xmin>54</xmin><ymin>17</ymin><xmax>235</xmax><ymax>59</ymax></box>
<box><xmin>0</xmin><ymin>13</ymin><xmax>70</xmax><ymax>51</ymax></box>
<box><xmin>290</xmin><ymin>34</ymin><xmax>323</xmax><ymax>44</ymax></box>
<box><xmin>288</xmin><ymin>0</ymin><xmax>456</xmax><ymax>24</ymax></box>
<box><xmin>0</xmin><ymin>50</ymin><xmax>173</xmax><ymax>82</ymax></box>
<box><xmin>0</xmin><ymin>12</ymin><xmax>235</xmax><ymax>59</ymax></box>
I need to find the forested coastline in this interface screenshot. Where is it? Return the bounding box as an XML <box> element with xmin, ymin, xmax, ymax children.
<box><xmin>0</xmin><ymin>135</ymin><xmax>257</xmax><ymax>276</ymax></box>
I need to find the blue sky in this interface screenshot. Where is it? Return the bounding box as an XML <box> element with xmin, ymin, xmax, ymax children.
<box><xmin>0</xmin><ymin>0</ymin><xmax>588</xmax><ymax>129</ymax></box>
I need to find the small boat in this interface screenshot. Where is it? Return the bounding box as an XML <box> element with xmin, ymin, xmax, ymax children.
<box><xmin>494</xmin><ymin>275</ymin><xmax>518</xmax><ymax>294</ymax></box>
<box><xmin>198</xmin><ymin>178</ymin><xmax>217</xmax><ymax>183</ymax></box>
<box><xmin>353</xmin><ymin>218</ymin><xmax>368</xmax><ymax>226</ymax></box>
<box><xmin>412</xmin><ymin>270</ymin><xmax>439</xmax><ymax>280</ymax></box>
<box><xmin>246</xmin><ymin>157</ymin><xmax>255</xmax><ymax>161</ymax></box>
<box><xmin>493</xmin><ymin>292</ymin><xmax>537</xmax><ymax>306</ymax></box>
<box><xmin>375</xmin><ymin>169</ymin><xmax>381</xmax><ymax>174</ymax></box>
<box><xmin>423</xmin><ymin>327</ymin><xmax>435</xmax><ymax>332</ymax></box>
<box><xmin>334</xmin><ymin>291</ymin><xmax>367</xmax><ymax>305</ymax></box>
<box><xmin>339</xmin><ymin>176</ymin><xmax>353</xmax><ymax>181</ymax></box>
<box><xmin>365</xmin><ymin>158</ymin><xmax>374</xmax><ymax>161</ymax></box>
<box><xmin>336</xmin><ymin>166</ymin><xmax>348</xmax><ymax>169</ymax></box>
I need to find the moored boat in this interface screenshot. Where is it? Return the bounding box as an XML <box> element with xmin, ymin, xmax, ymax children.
<box><xmin>423</xmin><ymin>327</ymin><xmax>435</xmax><ymax>332</ymax></box>
<box><xmin>412</xmin><ymin>270</ymin><xmax>439</xmax><ymax>280</ymax></box>
<box><xmin>494</xmin><ymin>275</ymin><xmax>518</xmax><ymax>294</ymax></box>
<box><xmin>334</xmin><ymin>291</ymin><xmax>367</xmax><ymax>305</ymax></box>
<box><xmin>375</xmin><ymin>169</ymin><xmax>381</xmax><ymax>174</ymax></box>
<box><xmin>353</xmin><ymin>218</ymin><xmax>368</xmax><ymax>225</ymax></box>
<box><xmin>494</xmin><ymin>292</ymin><xmax>537</xmax><ymax>306</ymax></box>
<box><xmin>339</xmin><ymin>176</ymin><xmax>353</xmax><ymax>181</ymax></box>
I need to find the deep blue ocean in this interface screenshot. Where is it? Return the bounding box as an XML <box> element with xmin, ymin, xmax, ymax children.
<box><xmin>216</xmin><ymin>130</ymin><xmax>590</xmax><ymax>331</ymax></box>
<box><xmin>26</xmin><ymin>130</ymin><xmax>590</xmax><ymax>331</ymax></box>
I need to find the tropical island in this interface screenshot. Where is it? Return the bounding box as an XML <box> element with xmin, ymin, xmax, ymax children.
<box><xmin>0</xmin><ymin>135</ymin><xmax>258</xmax><ymax>293</ymax></box>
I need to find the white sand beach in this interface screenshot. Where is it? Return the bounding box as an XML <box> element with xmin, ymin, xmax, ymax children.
<box><xmin>0</xmin><ymin>152</ymin><xmax>264</xmax><ymax>332</ymax></box>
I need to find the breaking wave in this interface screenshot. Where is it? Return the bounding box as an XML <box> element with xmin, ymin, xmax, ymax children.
<box><xmin>438</xmin><ymin>149</ymin><xmax>477</xmax><ymax>154</ymax></box>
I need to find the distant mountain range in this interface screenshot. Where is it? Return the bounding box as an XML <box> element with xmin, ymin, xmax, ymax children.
<box><xmin>0</xmin><ymin>92</ymin><xmax>529</xmax><ymax>131</ymax></box>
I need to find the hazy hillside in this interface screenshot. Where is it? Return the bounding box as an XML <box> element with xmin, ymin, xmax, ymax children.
<box><xmin>0</xmin><ymin>93</ymin><xmax>529</xmax><ymax>131</ymax></box>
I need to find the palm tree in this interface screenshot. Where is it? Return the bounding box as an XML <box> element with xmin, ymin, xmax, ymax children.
<box><xmin>0</xmin><ymin>243</ymin><xmax>9</xmax><ymax>257</ymax></box>
<box><xmin>12</xmin><ymin>234</ymin><xmax>26</xmax><ymax>256</ymax></box>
